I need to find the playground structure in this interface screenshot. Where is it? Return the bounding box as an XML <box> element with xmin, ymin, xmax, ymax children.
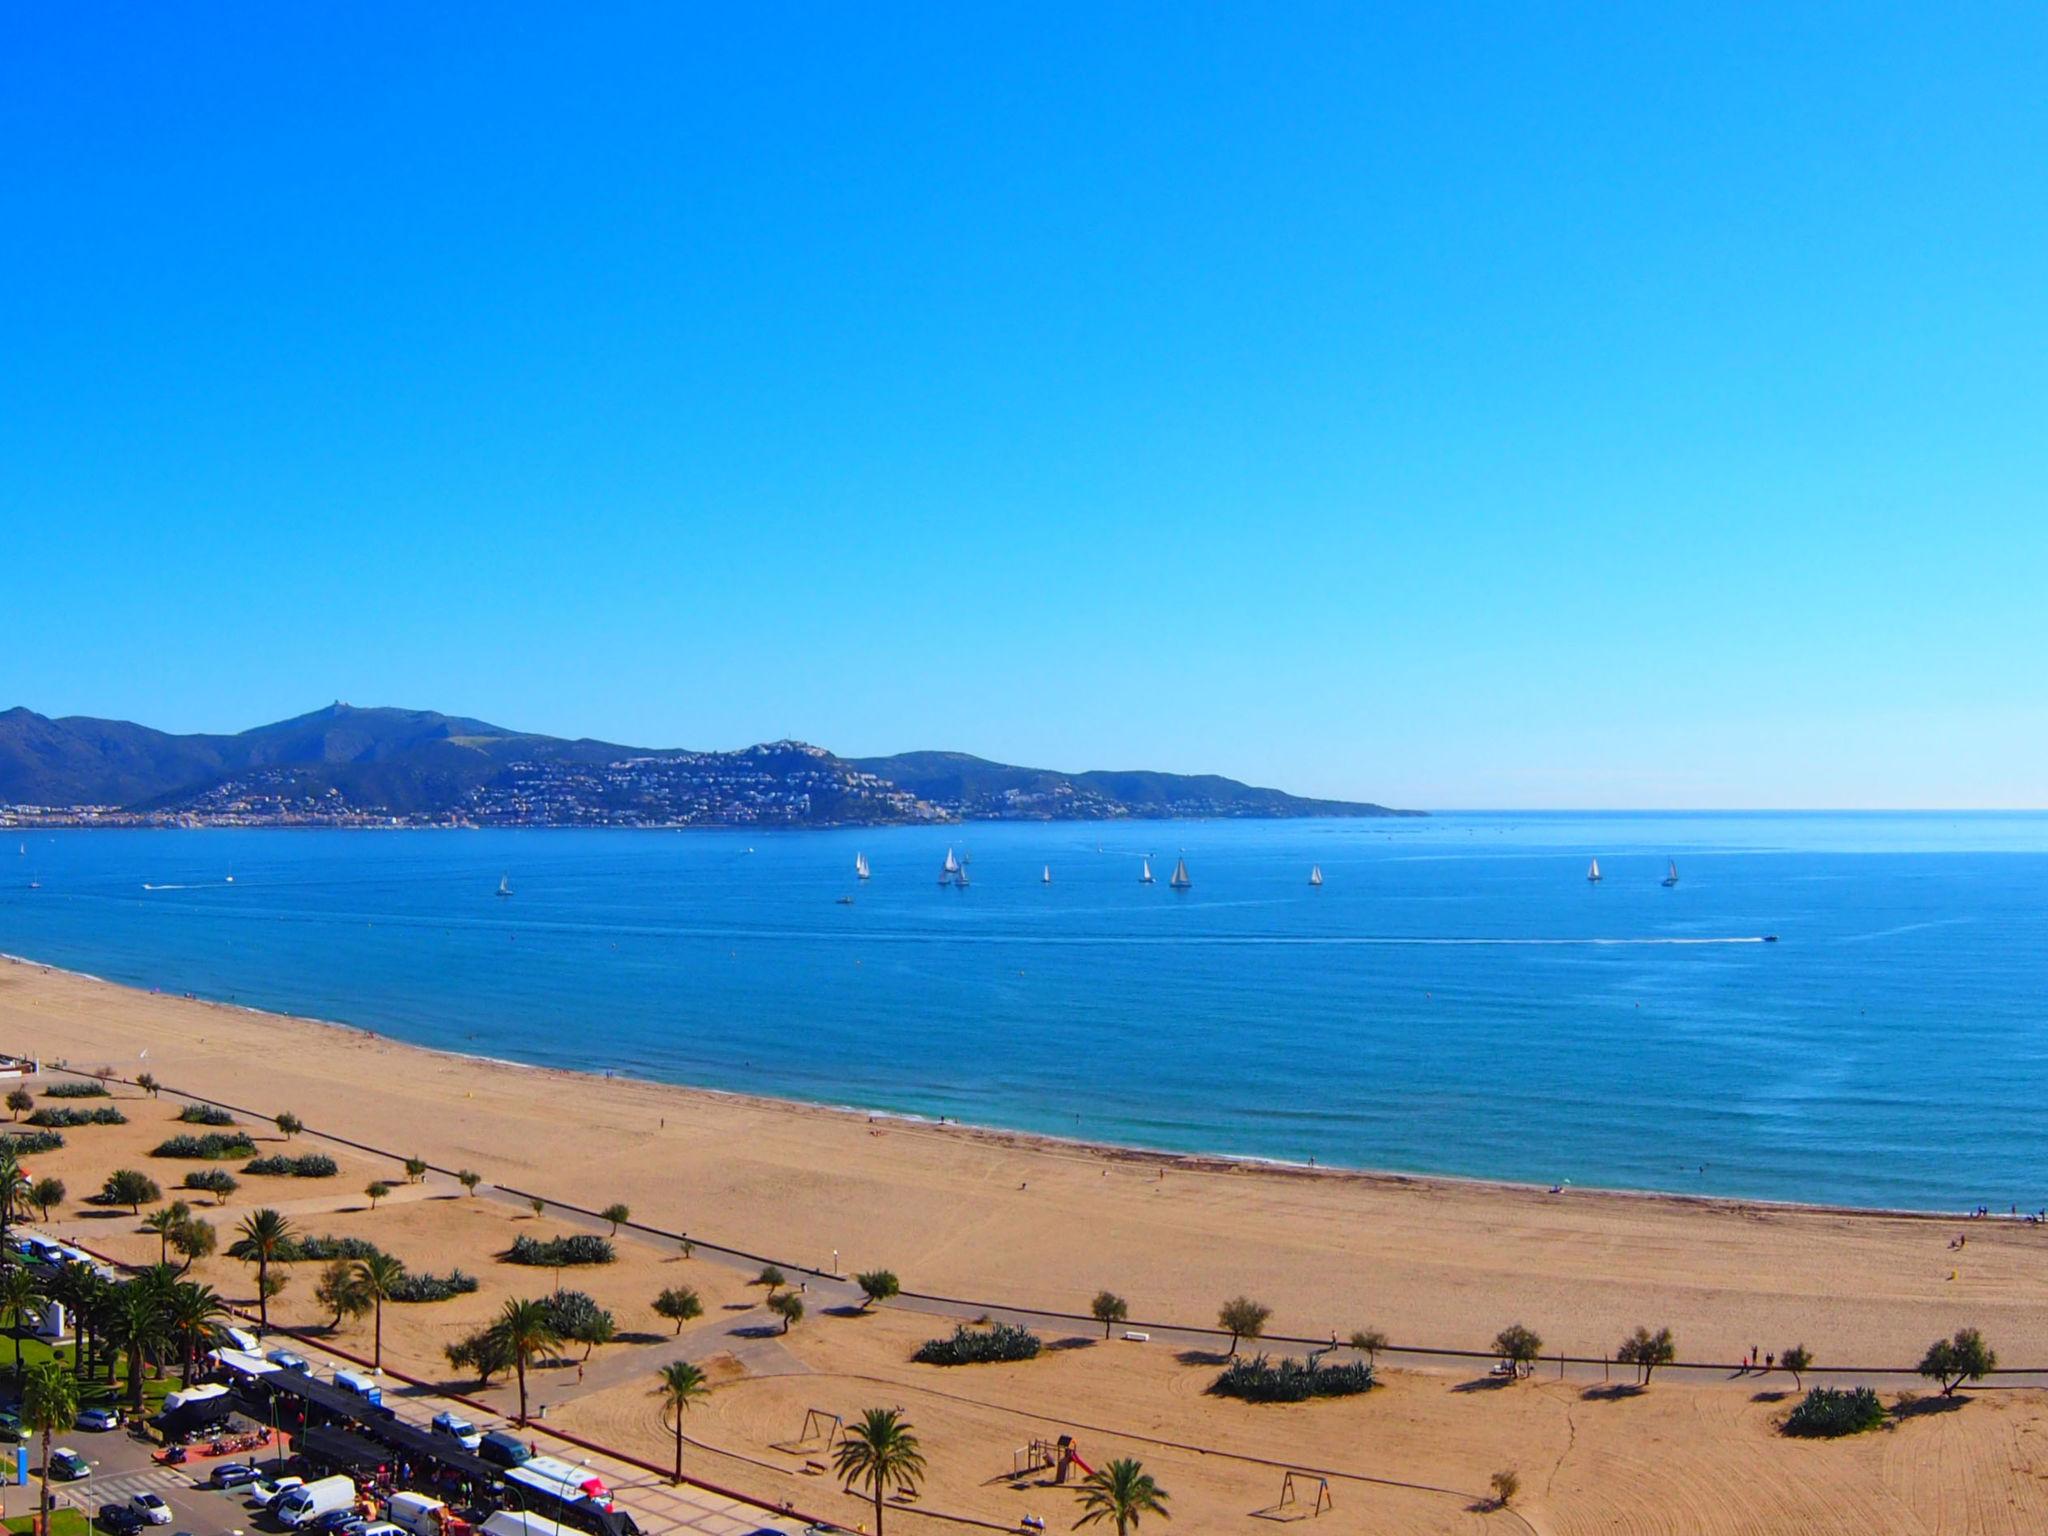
<box><xmin>1255</xmin><ymin>1470</ymin><xmax>1334</xmax><ymax>1521</ymax></box>
<box><xmin>772</xmin><ymin>1406</ymin><xmax>844</xmax><ymax>1464</ymax></box>
<box><xmin>1008</xmin><ymin>1434</ymin><xmax>1095</xmax><ymax>1485</ymax></box>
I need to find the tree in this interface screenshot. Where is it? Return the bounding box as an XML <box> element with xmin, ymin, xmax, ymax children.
<box><xmin>316</xmin><ymin>1260</ymin><xmax>371</xmax><ymax>1333</ymax></box>
<box><xmin>1073</xmin><ymin>1457</ymin><xmax>1171</xmax><ymax>1534</ymax></box>
<box><xmin>228</xmin><ymin>1208</ymin><xmax>295</xmax><ymax>1331</ymax></box>
<box><xmin>445</xmin><ymin>1326</ymin><xmax>514</xmax><ymax>1387</ymax></box>
<box><xmin>164</xmin><ymin>1281</ymin><xmax>228</xmax><ymax>1386</ymax></box>
<box><xmin>364</xmin><ymin>1181</ymin><xmax>392</xmax><ymax>1210</ymax></box>
<box><xmin>832</xmin><ymin>1407</ymin><xmax>926</xmax><ymax>1536</ymax></box>
<box><xmin>1617</xmin><ymin>1325</ymin><xmax>1676</xmax><ymax>1386</ymax></box>
<box><xmin>1092</xmin><ymin>1290</ymin><xmax>1130</xmax><ymax>1339</ymax></box>
<box><xmin>601</xmin><ymin>1202</ymin><xmax>631</xmax><ymax>1235</ymax></box>
<box><xmin>1217</xmin><ymin>1296</ymin><xmax>1270</xmax><ymax>1357</ymax></box>
<box><xmin>102</xmin><ymin>1281</ymin><xmax>166</xmax><ymax>1412</ymax></box>
<box><xmin>528</xmin><ymin>1197</ymin><xmax>545</xmax><ymax>1218</ymax></box>
<box><xmin>0</xmin><ymin>1261</ymin><xmax>38</xmax><ymax>1392</ymax></box>
<box><xmin>653</xmin><ymin>1286</ymin><xmax>703</xmax><ymax>1335</ymax></box>
<box><xmin>1494</xmin><ymin>1323</ymin><xmax>1544</xmax><ymax>1378</ymax></box>
<box><xmin>403</xmin><ymin>1157</ymin><xmax>428</xmax><ymax>1184</ymax></box>
<box><xmin>677</xmin><ymin>1236</ymin><xmax>696</xmax><ymax>1260</ymax></box>
<box><xmin>493</xmin><ymin>1297</ymin><xmax>562</xmax><ymax>1426</ymax></box>
<box><xmin>136</xmin><ymin>1072</ymin><xmax>161</xmax><ymax>1097</ymax></box>
<box><xmin>857</xmin><ymin>1270</ymin><xmax>901</xmax><ymax>1310</ymax></box>
<box><xmin>28</xmin><ymin>1177</ymin><xmax>63</xmax><ymax>1221</ymax></box>
<box><xmin>755</xmin><ymin>1265</ymin><xmax>787</xmax><ymax>1294</ymax></box>
<box><xmin>652</xmin><ymin>1359</ymin><xmax>711</xmax><ymax>1484</ymax></box>
<box><xmin>0</xmin><ymin>1143</ymin><xmax>19</xmax><ymax>1251</ymax></box>
<box><xmin>102</xmin><ymin>1169</ymin><xmax>162</xmax><ymax>1214</ymax></box>
<box><xmin>1919</xmin><ymin>1328</ymin><xmax>1996</xmax><ymax>1397</ymax></box>
<box><xmin>458</xmin><ymin>1169</ymin><xmax>482</xmax><ymax>1196</ymax></box>
<box><xmin>1490</xmin><ymin>1469</ymin><xmax>1520</xmax><ymax>1509</ymax></box>
<box><xmin>275</xmin><ymin>1111</ymin><xmax>303</xmax><ymax>1139</ymax></box>
<box><xmin>1349</xmin><ymin>1328</ymin><xmax>1389</xmax><ymax>1365</ymax></box>
<box><xmin>170</xmin><ymin>1214</ymin><xmax>218</xmax><ymax>1273</ymax></box>
<box><xmin>768</xmin><ymin>1292</ymin><xmax>805</xmax><ymax>1334</ymax></box>
<box><xmin>352</xmin><ymin>1252</ymin><xmax>406</xmax><ymax>1368</ymax></box>
<box><xmin>5</xmin><ymin>1087</ymin><xmax>30</xmax><ymax>1120</ymax></box>
<box><xmin>1780</xmin><ymin>1344</ymin><xmax>1813</xmax><ymax>1390</ymax></box>
<box><xmin>144</xmin><ymin>1204</ymin><xmax>190</xmax><ymax>1264</ymax></box>
<box><xmin>24</xmin><ymin>1358</ymin><xmax>79</xmax><ymax>1536</ymax></box>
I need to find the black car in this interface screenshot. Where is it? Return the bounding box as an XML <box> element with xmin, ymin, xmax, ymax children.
<box><xmin>97</xmin><ymin>1503</ymin><xmax>146</xmax><ymax>1534</ymax></box>
<box><xmin>477</xmin><ymin>1430</ymin><xmax>530</xmax><ymax>1468</ymax></box>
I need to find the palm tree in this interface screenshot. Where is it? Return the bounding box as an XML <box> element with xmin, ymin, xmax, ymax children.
<box><xmin>651</xmin><ymin>1359</ymin><xmax>711</xmax><ymax>1484</ymax></box>
<box><xmin>0</xmin><ymin>1261</ymin><xmax>39</xmax><ymax>1393</ymax></box>
<box><xmin>832</xmin><ymin>1407</ymin><xmax>926</xmax><ymax>1536</ymax></box>
<box><xmin>353</xmin><ymin>1253</ymin><xmax>407</xmax><ymax>1369</ymax></box>
<box><xmin>228</xmin><ymin>1208</ymin><xmax>295</xmax><ymax>1332</ymax></box>
<box><xmin>164</xmin><ymin>1281</ymin><xmax>229</xmax><ymax>1386</ymax></box>
<box><xmin>144</xmin><ymin>1203</ymin><xmax>190</xmax><ymax>1264</ymax></box>
<box><xmin>24</xmin><ymin>1358</ymin><xmax>79</xmax><ymax>1536</ymax></box>
<box><xmin>1074</xmin><ymin>1457</ymin><xmax>1171</xmax><ymax>1534</ymax></box>
<box><xmin>102</xmin><ymin>1281</ymin><xmax>167</xmax><ymax>1412</ymax></box>
<box><xmin>493</xmin><ymin>1297</ymin><xmax>561</xmax><ymax>1427</ymax></box>
<box><xmin>0</xmin><ymin>1142</ymin><xmax>24</xmax><ymax>1249</ymax></box>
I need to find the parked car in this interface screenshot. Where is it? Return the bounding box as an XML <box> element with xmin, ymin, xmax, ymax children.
<box><xmin>0</xmin><ymin>1408</ymin><xmax>23</xmax><ymax>1440</ymax></box>
<box><xmin>49</xmin><ymin>1447</ymin><xmax>91</xmax><ymax>1481</ymax></box>
<box><xmin>267</xmin><ymin>1348</ymin><xmax>312</xmax><ymax>1373</ymax></box>
<box><xmin>313</xmin><ymin>1509</ymin><xmax>366</xmax><ymax>1532</ymax></box>
<box><xmin>477</xmin><ymin>1430</ymin><xmax>530</xmax><ymax>1468</ymax></box>
<box><xmin>249</xmin><ymin>1476</ymin><xmax>305</xmax><ymax>1508</ymax></box>
<box><xmin>212</xmin><ymin>1462</ymin><xmax>264</xmax><ymax>1490</ymax></box>
<box><xmin>97</xmin><ymin>1504</ymin><xmax>145</xmax><ymax>1535</ymax></box>
<box><xmin>130</xmin><ymin>1492</ymin><xmax>174</xmax><ymax>1526</ymax></box>
<box><xmin>429</xmin><ymin>1412</ymin><xmax>481</xmax><ymax>1450</ymax></box>
<box><xmin>78</xmin><ymin>1405</ymin><xmax>123</xmax><ymax>1431</ymax></box>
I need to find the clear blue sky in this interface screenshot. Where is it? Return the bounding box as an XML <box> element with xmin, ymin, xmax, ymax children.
<box><xmin>4</xmin><ymin>6</ymin><xmax>2043</xmax><ymax>808</ymax></box>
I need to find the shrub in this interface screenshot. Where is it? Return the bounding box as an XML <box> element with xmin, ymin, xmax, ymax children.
<box><xmin>290</xmin><ymin>1234</ymin><xmax>386</xmax><ymax>1262</ymax></box>
<box><xmin>182</xmin><ymin>1169</ymin><xmax>240</xmax><ymax>1204</ymax></box>
<box><xmin>540</xmin><ymin>1289</ymin><xmax>615</xmax><ymax>1343</ymax></box>
<box><xmin>856</xmin><ymin>1270</ymin><xmax>901</xmax><ymax>1309</ymax></box>
<box><xmin>403</xmin><ymin>1157</ymin><xmax>428</xmax><ymax>1184</ymax></box>
<box><xmin>275</xmin><ymin>1111</ymin><xmax>304</xmax><ymax>1138</ymax></box>
<box><xmin>1784</xmin><ymin>1386</ymin><xmax>1887</xmax><ymax>1438</ymax></box>
<box><xmin>27</xmin><ymin>1176</ymin><xmax>65</xmax><ymax>1219</ymax></box>
<box><xmin>5</xmin><ymin>1087</ymin><xmax>31</xmax><ymax>1119</ymax></box>
<box><xmin>1209</xmin><ymin>1354</ymin><xmax>1375</xmax><ymax>1402</ymax></box>
<box><xmin>5</xmin><ymin>1130</ymin><xmax>64</xmax><ymax>1154</ymax></box>
<box><xmin>152</xmin><ymin>1132</ymin><xmax>258</xmax><ymax>1160</ymax></box>
<box><xmin>1919</xmin><ymin>1327</ymin><xmax>1996</xmax><ymax>1396</ymax></box>
<box><xmin>43</xmin><ymin>1081</ymin><xmax>111</xmax><ymax>1099</ymax></box>
<box><xmin>389</xmin><ymin>1268</ymin><xmax>479</xmax><ymax>1303</ymax></box>
<box><xmin>1349</xmin><ymin>1328</ymin><xmax>1389</xmax><ymax>1364</ymax></box>
<box><xmin>27</xmin><ymin>1105</ymin><xmax>126</xmax><ymax>1127</ymax></box>
<box><xmin>755</xmin><ymin>1265</ymin><xmax>787</xmax><ymax>1292</ymax></box>
<box><xmin>653</xmin><ymin>1285</ymin><xmax>703</xmax><ymax>1333</ymax></box>
<box><xmin>914</xmin><ymin>1322</ymin><xmax>1042</xmax><ymax>1365</ymax></box>
<box><xmin>98</xmin><ymin>1169</ymin><xmax>162</xmax><ymax>1212</ymax></box>
<box><xmin>506</xmin><ymin>1233</ymin><xmax>616</xmax><ymax>1267</ymax></box>
<box><xmin>445</xmin><ymin>1326</ymin><xmax>514</xmax><ymax>1385</ymax></box>
<box><xmin>177</xmin><ymin>1103</ymin><xmax>237</xmax><ymax>1126</ymax></box>
<box><xmin>245</xmin><ymin>1153</ymin><xmax>338</xmax><ymax>1177</ymax></box>
<box><xmin>1490</xmin><ymin>1470</ymin><xmax>1520</xmax><ymax>1507</ymax></box>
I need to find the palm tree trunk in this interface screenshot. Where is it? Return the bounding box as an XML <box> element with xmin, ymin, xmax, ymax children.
<box><xmin>673</xmin><ymin>1419</ymin><xmax>682</xmax><ymax>1484</ymax></box>
<box><xmin>38</xmin><ymin>1427</ymin><xmax>53</xmax><ymax>1536</ymax></box>
<box><xmin>374</xmin><ymin>1300</ymin><xmax>383</xmax><ymax>1368</ymax></box>
<box><xmin>258</xmin><ymin>1257</ymin><xmax>270</xmax><ymax>1330</ymax></box>
<box><xmin>873</xmin><ymin>1482</ymin><xmax>884</xmax><ymax>1536</ymax></box>
<box><xmin>515</xmin><ymin>1356</ymin><xmax>528</xmax><ymax>1426</ymax></box>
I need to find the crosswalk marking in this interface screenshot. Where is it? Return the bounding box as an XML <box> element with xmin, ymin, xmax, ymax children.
<box><xmin>54</xmin><ymin>1463</ymin><xmax>199</xmax><ymax>1507</ymax></box>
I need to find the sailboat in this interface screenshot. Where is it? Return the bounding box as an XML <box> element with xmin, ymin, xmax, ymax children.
<box><xmin>1586</xmin><ymin>858</ymin><xmax>1602</xmax><ymax>884</ymax></box>
<box><xmin>27</xmin><ymin>874</ymin><xmax>40</xmax><ymax>890</ymax></box>
<box><xmin>1042</xmin><ymin>865</ymin><xmax>1051</xmax><ymax>884</ymax></box>
<box><xmin>496</xmin><ymin>873</ymin><xmax>513</xmax><ymax>898</ymax></box>
<box><xmin>1661</xmin><ymin>859</ymin><xmax>1679</xmax><ymax>888</ymax></box>
<box><xmin>1309</xmin><ymin>865</ymin><xmax>1323</xmax><ymax>887</ymax></box>
<box><xmin>225</xmin><ymin>869</ymin><xmax>235</xmax><ymax>884</ymax></box>
<box><xmin>855</xmin><ymin>853</ymin><xmax>871</xmax><ymax>881</ymax></box>
<box><xmin>1169</xmin><ymin>856</ymin><xmax>1191</xmax><ymax>890</ymax></box>
<box><xmin>940</xmin><ymin>848</ymin><xmax>960</xmax><ymax>886</ymax></box>
<box><xmin>1139</xmin><ymin>857</ymin><xmax>1155</xmax><ymax>885</ymax></box>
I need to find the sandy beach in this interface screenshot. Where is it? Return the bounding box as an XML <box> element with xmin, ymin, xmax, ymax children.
<box><xmin>8</xmin><ymin>954</ymin><xmax>2048</xmax><ymax>1532</ymax></box>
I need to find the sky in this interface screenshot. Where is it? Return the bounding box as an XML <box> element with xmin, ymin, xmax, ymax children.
<box><xmin>3</xmin><ymin>5</ymin><xmax>2044</xmax><ymax>809</ymax></box>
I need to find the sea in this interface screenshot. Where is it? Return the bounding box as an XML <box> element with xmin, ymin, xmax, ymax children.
<box><xmin>3</xmin><ymin>813</ymin><xmax>2044</xmax><ymax>1213</ymax></box>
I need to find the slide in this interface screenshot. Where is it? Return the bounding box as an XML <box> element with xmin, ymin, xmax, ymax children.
<box><xmin>1067</xmin><ymin>1453</ymin><xmax>1095</xmax><ymax>1477</ymax></box>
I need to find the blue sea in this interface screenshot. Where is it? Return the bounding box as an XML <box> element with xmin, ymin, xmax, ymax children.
<box><xmin>3</xmin><ymin>814</ymin><xmax>2045</xmax><ymax>1212</ymax></box>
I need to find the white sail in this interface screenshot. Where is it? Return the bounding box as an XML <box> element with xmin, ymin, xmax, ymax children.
<box><xmin>942</xmin><ymin>848</ymin><xmax>959</xmax><ymax>874</ymax></box>
<box><xmin>1140</xmin><ymin>858</ymin><xmax>1154</xmax><ymax>883</ymax></box>
<box><xmin>1042</xmin><ymin>865</ymin><xmax>1051</xmax><ymax>884</ymax></box>
<box><xmin>1663</xmin><ymin>859</ymin><xmax>1679</xmax><ymax>887</ymax></box>
<box><xmin>497</xmin><ymin>873</ymin><xmax>512</xmax><ymax>897</ymax></box>
<box><xmin>1587</xmin><ymin>858</ymin><xmax>1602</xmax><ymax>883</ymax></box>
<box><xmin>856</xmin><ymin>853</ymin><xmax>870</xmax><ymax>880</ymax></box>
<box><xmin>1309</xmin><ymin>865</ymin><xmax>1323</xmax><ymax>886</ymax></box>
<box><xmin>1170</xmin><ymin>857</ymin><xmax>1191</xmax><ymax>889</ymax></box>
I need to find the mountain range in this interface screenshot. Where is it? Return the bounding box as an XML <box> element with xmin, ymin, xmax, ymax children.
<box><xmin>0</xmin><ymin>704</ymin><xmax>1414</xmax><ymax>827</ymax></box>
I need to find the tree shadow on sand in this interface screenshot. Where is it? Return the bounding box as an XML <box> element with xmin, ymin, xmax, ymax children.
<box><xmin>1175</xmin><ymin>1348</ymin><xmax>1229</xmax><ymax>1367</ymax></box>
<box><xmin>1581</xmin><ymin>1382</ymin><xmax>1647</xmax><ymax>1401</ymax></box>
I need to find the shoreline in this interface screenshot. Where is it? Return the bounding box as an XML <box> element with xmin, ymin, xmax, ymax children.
<box><xmin>0</xmin><ymin>944</ymin><xmax>1973</xmax><ymax>1226</ymax></box>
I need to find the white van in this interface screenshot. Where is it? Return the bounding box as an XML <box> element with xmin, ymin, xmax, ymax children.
<box><xmin>221</xmin><ymin>1325</ymin><xmax>262</xmax><ymax>1354</ymax></box>
<box><xmin>385</xmin><ymin>1493</ymin><xmax>448</xmax><ymax>1536</ymax></box>
<box><xmin>480</xmin><ymin>1514</ymin><xmax>570</xmax><ymax>1536</ymax></box>
<box><xmin>331</xmin><ymin>1369</ymin><xmax>383</xmax><ymax>1406</ymax></box>
<box><xmin>274</xmin><ymin>1475</ymin><xmax>358</xmax><ymax>1528</ymax></box>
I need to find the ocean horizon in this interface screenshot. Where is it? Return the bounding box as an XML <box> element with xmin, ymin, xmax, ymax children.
<box><xmin>4</xmin><ymin>811</ymin><xmax>2045</xmax><ymax>1213</ymax></box>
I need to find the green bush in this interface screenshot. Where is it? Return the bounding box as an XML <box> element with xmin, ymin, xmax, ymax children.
<box><xmin>27</xmin><ymin>1105</ymin><xmax>126</xmax><ymax>1128</ymax></box>
<box><xmin>177</xmin><ymin>1103</ymin><xmax>238</xmax><ymax>1126</ymax></box>
<box><xmin>506</xmin><ymin>1233</ymin><xmax>615</xmax><ymax>1266</ymax></box>
<box><xmin>913</xmin><ymin>1322</ymin><xmax>1042</xmax><ymax>1365</ymax></box>
<box><xmin>1210</xmin><ymin>1354</ymin><xmax>1377</xmax><ymax>1402</ymax></box>
<box><xmin>540</xmin><ymin>1289</ymin><xmax>615</xmax><ymax>1340</ymax></box>
<box><xmin>1784</xmin><ymin>1387</ymin><xmax>1887</xmax><ymax>1438</ymax></box>
<box><xmin>4</xmin><ymin>1130</ymin><xmax>64</xmax><ymax>1154</ymax></box>
<box><xmin>182</xmin><ymin>1169</ymin><xmax>240</xmax><ymax>1201</ymax></box>
<box><xmin>290</xmin><ymin>1234</ymin><xmax>386</xmax><ymax>1262</ymax></box>
<box><xmin>152</xmin><ymin>1132</ymin><xmax>257</xmax><ymax>1160</ymax></box>
<box><xmin>389</xmin><ymin>1268</ymin><xmax>479</xmax><ymax>1303</ymax></box>
<box><xmin>43</xmin><ymin>1081</ymin><xmax>112</xmax><ymax>1099</ymax></box>
<box><xmin>244</xmin><ymin>1153</ymin><xmax>338</xmax><ymax>1177</ymax></box>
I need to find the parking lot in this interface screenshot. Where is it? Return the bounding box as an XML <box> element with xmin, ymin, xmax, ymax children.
<box><xmin>1</xmin><ymin>1415</ymin><xmax>290</xmax><ymax>1536</ymax></box>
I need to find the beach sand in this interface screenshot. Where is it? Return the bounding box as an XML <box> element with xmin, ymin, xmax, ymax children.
<box><xmin>8</xmin><ymin>956</ymin><xmax>2048</xmax><ymax>1532</ymax></box>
